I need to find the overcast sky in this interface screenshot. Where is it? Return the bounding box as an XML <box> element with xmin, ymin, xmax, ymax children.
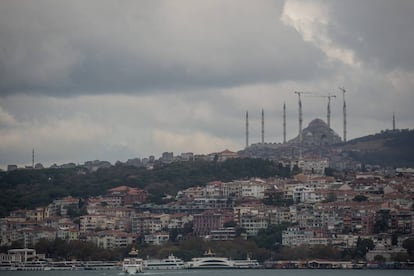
<box><xmin>1</xmin><ymin>0</ymin><xmax>413</xmax><ymax>169</ymax></box>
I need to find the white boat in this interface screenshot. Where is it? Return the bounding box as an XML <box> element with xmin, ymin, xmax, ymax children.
<box><xmin>185</xmin><ymin>250</ymin><xmax>235</xmax><ymax>269</ymax></box>
<box><xmin>233</xmin><ymin>256</ymin><xmax>262</xmax><ymax>269</ymax></box>
<box><xmin>122</xmin><ymin>248</ymin><xmax>143</xmax><ymax>274</ymax></box>
<box><xmin>144</xmin><ymin>254</ymin><xmax>185</xmax><ymax>270</ymax></box>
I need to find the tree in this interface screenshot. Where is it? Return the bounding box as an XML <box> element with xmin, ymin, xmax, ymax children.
<box><xmin>354</xmin><ymin>237</ymin><xmax>375</xmax><ymax>259</ymax></box>
<box><xmin>253</xmin><ymin>223</ymin><xmax>290</xmax><ymax>250</ymax></box>
<box><xmin>374</xmin><ymin>254</ymin><xmax>386</xmax><ymax>263</ymax></box>
<box><xmin>374</xmin><ymin>209</ymin><xmax>391</xmax><ymax>233</ymax></box>
<box><xmin>277</xmin><ymin>163</ymin><xmax>290</xmax><ymax>178</ymax></box>
<box><xmin>402</xmin><ymin>238</ymin><xmax>414</xmax><ymax>257</ymax></box>
<box><xmin>323</xmin><ymin>192</ymin><xmax>337</xmax><ymax>203</ymax></box>
<box><xmin>169</xmin><ymin>228</ymin><xmax>179</xmax><ymax>242</ymax></box>
<box><xmin>324</xmin><ymin>167</ymin><xmax>336</xmax><ymax>177</ymax></box>
<box><xmin>291</xmin><ymin>165</ymin><xmax>301</xmax><ymax>176</ymax></box>
<box><xmin>353</xmin><ymin>194</ymin><xmax>368</xmax><ymax>202</ymax></box>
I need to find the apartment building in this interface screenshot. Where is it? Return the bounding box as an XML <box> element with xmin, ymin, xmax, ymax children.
<box><xmin>90</xmin><ymin>230</ymin><xmax>136</xmax><ymax>249</ymax></box>
<box><xmin>131</xmin><ymin>213</ymin><xmax>170</xmax><ymax>234</ymax></box>
<box><xmin>193</xmin><ymin>210</ymin><xmax>233</xmax><ymax>237</ymax></box>
<box><xmin>79</xmin><ymin>215</ymin><xmax>115</xmax><ymax>233</ymax></box>
<box><xmin>282</xmin><ymin>227</ymin><xmax>314</xmax><ymax>247</ymax></box>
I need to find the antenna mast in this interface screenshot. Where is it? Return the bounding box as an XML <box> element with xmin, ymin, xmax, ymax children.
<box><xmin>261</xmin><ymin>109</ymin><xmax>264</xmax><ymax>144</ymax></box>
<box><xmin>339</xmin><ymin>87</ymin><xmax>347</xmax><ymax>142</ymax></box>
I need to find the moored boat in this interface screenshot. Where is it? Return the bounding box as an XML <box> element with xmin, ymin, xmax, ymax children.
<box><xmin>185</xmin><ymin>250</ymin><xmax>235</xmax><ymax>269</ymax></box>
<box><xmin>233</xmin><ymin>256</ymin><xmax>262</xmax><ymax>268</ymax></box>
<box><xmin>122</xmin><ymin>248</ymin><xmax>143</xmax><ymax>274</ymax></box>
<box><xmin>144</xmin><ymin>254</ymin><xmax>185</xmax><ymax>270</ymax></box>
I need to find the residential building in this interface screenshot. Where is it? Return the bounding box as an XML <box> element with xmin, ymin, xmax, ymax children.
<box><xmin>105</xmin><ymin>186</ymin><xmax>147</xmax><ymax>206</ymax></box>
<box><xmin>131</xmin><ymin>213</ymin><xmax>170</xmax><ymax>235</ymax></box>
<box><xmin>90</xmin><ymin>230</ymin><xmax>136</xmax><ymax>249</ymax></box>
<box><xmin>193</xmin><ymin>210</ymin><xmax>233</xmax><ymax>237</ymax></box>
<box><xmin>144</xmin><ymin>232</ymin><xmax>169</xmax><ymax>245</ymax></box>
<box><xmin>79</xmin><ymin>215</ymin><xmax>115</xmax><ymax>233</ymax></box>
<box><xmin>210</xmin><ymin>227</ymin><xmax>236</xmax><ymax>241</ymax></box>
<box><xmin>240</xmin><ymin>212</ymin><xmax>268</xmax><ymax>236</ymax></box>
<box><xmin>282</xmin><ymin>227</ymin><xmax>314</xmax><ymax>247</ymax></box>
<box><xmin>48</xmin><ymin>196</ymin><xmax>79</xmax><ymax>217</ymax></box>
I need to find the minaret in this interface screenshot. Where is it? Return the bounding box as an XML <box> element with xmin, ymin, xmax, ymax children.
<box><xmin>245</xmin><ymin>111</ymin><xmax>249</xmax><ymax>148</ymax></box>
<box><xmin>261</xmin><ymin>109</ymin><xmax>264</xmax><ymax>144</ymax></box>
<box><xmin>32</xmin><ymin>148</ymin><xmax>34</xmax><ymax>168</ymax></box>
<box><xmin>283</xmin><ymin>102</ymin><xmax>286</xmax><ymax>143</ymax></box>
<box><xmin>294</xmin><ymin>91</ymin><xmax>305</xmax><ymax>158</ymax></box>
<box><xmin>326</xmin><ymin>94</ymin><xmax>336</xmax><ymax>129</ymax></box>
<box><xmin>393</xmin><ymin>112</ymin><xmax>396</xmax><ymax>131</ymax></box>
<box><xmin>339</xmin><ymin>87</ymin><xmax>347</xmax><ymax>142</ymax></box>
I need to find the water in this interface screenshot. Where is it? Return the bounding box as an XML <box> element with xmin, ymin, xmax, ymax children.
<box><xmin>0</xmin><ymin>270</ymin><xmax>412</xmax><ymax>276</ymax></box>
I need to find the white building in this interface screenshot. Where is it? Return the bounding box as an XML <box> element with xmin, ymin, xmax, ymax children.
<box><xmin>297</xmin><ymin>158</ymin><xmax>329</xmax><ymax>175</ymax></box>
<box><xmin>282</xmin><ymin>227</ymin><xmax>314</xmax><ymax>247</ymax></box>
<box><xmin>131</xmin><ymin>213</ymin><xmax>170</xmax><ymax>234</ymax></box>
<box><xmin>240</xmin><ymin>213</ymin><xmax>268</xmax><ymax>236</ymax></box>
<box><xmin>80</xmin><ymin>215</ymin><xmax>115</xmax><ymax>233</ymax></box>
<box><xmin>286</xmin><ymin>184</ymin><xmax>322</xmax><ymax>203</ymax></box>
<box><xmin>90</xmin><ymin>230</ymin><xmax>135</xmax><ymax>249</ymax></box>
<box><xmin>144</xmin><ymin>232</ymin><xmax>169</xmax><ymax>245</ymax></box>
<box><xmin>210</xmin><ymin>227</ymin><xmax>237</xmax><ymax>241</ymax></box>
<box><xmin>241</xmin><ymin>181</ymin><xmax>267</xmax><ymax>199</ymax></box>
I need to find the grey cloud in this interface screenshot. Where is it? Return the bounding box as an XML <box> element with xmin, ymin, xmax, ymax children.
<box><xmin>0</xmin><ymin>0</ymin><xmax>413</xmax><ymax>169</ymax></box>
<box><xmin>0</xmin><ymin>0</ymin><xmax>327</xmax><ymax>96</ymax></box>
<box><xmin>326</xmin><ymin>0</ymin><xmax>414</xmax><ymax>71</ymax></box>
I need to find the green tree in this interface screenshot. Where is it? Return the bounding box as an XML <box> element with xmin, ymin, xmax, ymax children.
<box><xmin>291</xmin><ymin>164</ymin><xmax>301</xmax><ymax>176</ymax></box>
<box><xmin>353</xmin><ymin>194</ymin><xmax>368</xmax><ymax>202</ymax></box>
<box><xmin>253</xmin><ymin>223</ymin><xmax>290</xmax><ymax>249</ymax></box>
<box><xmin>402</xmin><ymin>238</ymin><xmax>414</xmax><ymax>257</ymax></box>
<box><xmin>354</xmin><ymin>237</ymin><xmax>375</xmax><ymax>259</ymax></box>
<box><xmin>323</xmin><ymin>192</ymin><xmax>337</xmax><ymax>203</ymax></box>
<box><xmin>374</xmin><ymin>209</ymin><xmax>390</xmax><ymax>233</ymax></box>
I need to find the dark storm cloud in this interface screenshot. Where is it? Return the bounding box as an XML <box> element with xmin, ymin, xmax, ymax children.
<box><xmin>327</xmin><ymin>0</ymin><xmax>414</xmax><ymax>71</ymax></box>
<box><xmin>0</xmin><ymin>0</ymin><xmax>327</xmax><ymax>96</ymax></box>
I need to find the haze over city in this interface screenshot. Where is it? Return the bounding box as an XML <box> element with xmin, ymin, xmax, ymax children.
<box><xmin>1</xmin><ymin>0</ymin><xmax>413</xmax><ymax>169</ymax></box>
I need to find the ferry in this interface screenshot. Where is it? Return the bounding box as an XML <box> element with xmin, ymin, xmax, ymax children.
<box><xmin>122</xmin><ymin>248</ymin><xmax>143</xmax><ymax>274</ymax></box>
<box><xmin>144</xmin><ymin>254</ymin><xmax>185</xmax><ymax>270</ymax></box>
<box><xmin>3</xmin><ymin>261</ymin><xmax>49</xmax><ymax>271</ymax></box>
<box><xmin>185</xmin><ymin>250</ymin><xmax>235</xmax><ymax>269</ymax></box>
<box><xmin>233</xmin><ymin>256</ymin><xmax>262</xmax><ymax>269</ymax></box>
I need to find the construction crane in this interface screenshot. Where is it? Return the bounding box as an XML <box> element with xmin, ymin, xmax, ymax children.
<box><xmin>338</xmin><ymin>87</ymin><xmax>346</xmax><ymax>142</ymax></box>
<box><xmin>306</xmin><ymin>94</ymin><xmax>336</xmax><ymax>128</ymax></box>
<box><xmin>294</xmin><ymin>91</ymin><xmax>312</xmax><ymax>158</ymax></box>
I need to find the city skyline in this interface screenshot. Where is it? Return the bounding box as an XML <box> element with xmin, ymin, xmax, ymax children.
<box><xmin>1</xmin><ymin>0</ymin><xmax>413</xmax><ymax>168</ymax></box>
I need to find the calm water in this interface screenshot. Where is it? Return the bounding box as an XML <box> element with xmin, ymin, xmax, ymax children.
<box><xmin>0</xmin><ymin>270</ymin><xmax>413</xmax><ymax>276</ymax></box>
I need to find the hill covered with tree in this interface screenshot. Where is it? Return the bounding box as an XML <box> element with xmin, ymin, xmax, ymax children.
<box><xmin>0</xmin><ymin>158</ymin><xmax>284</xmax><ymax>217</ymax></box>
<box><xmin>340</xmin><ymin>129</ymin><xmax>414</xmax><ymax>167</ymax></box>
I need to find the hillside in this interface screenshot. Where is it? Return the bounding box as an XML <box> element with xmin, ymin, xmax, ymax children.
<box><xmin>240</xmin><ymin>118</ymin><xmax>414</xmax><ymax>167</ymax></box>
<box><xmin>339</xmin><ymin>129</ymin><xmax>414</xmax><ymax>167</ymax></box>
<box><xmin>1</xmin><ymin>128</ymin><xmax>413</xmax><ymax>217</ymax></box>
<box><xmin>0</xmin><ymin>158</ymin><xmax>281</xmax><ymax>217</ymax></box>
